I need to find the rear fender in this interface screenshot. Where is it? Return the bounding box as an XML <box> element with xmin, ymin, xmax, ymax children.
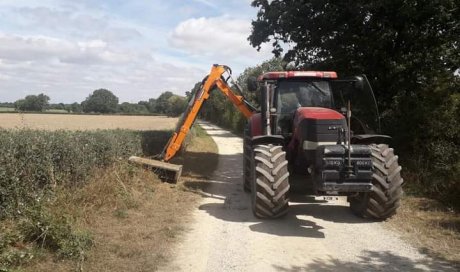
<box><xmin>251</xmin><ymin>135</ymin><xmax>285</xmax><ymax>146</ymax></box>
<box><xmin>352</xmin><ymin>134</ymin><xmax>392</xmax><ymax>145</ymax></box>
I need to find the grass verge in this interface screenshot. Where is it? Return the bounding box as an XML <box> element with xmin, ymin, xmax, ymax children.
<box><xmin>385</xmin><ymin>196</ymin><xmax>460</xmax><ymax>266</ymax></box>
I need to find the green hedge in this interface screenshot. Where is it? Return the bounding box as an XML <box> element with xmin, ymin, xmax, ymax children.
<box><xmin>0</xmin><ymin>129</ymin><xmax>175</xmax><ymax>219</ymax></box>
<box><xmin>0</xmin><ymin>129</ymin><xmax>179</xmax><ymax>268</ymax></box>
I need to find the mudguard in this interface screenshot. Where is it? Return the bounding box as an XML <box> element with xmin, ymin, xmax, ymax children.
<box><xmin>352</xmin><ymin>134</ymin><xmax>392</xmax><ymax>144</ymax></box>
<box><xmin>251</xmin><ymin>135</ymin><xmax>285</xmax><ymax>146</ymax></box>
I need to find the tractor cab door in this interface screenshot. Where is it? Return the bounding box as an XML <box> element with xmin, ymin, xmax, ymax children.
<box><xmin>330</xmin><ymin>76</ymin><xmax>381</xmax><ymax>134</ymax></box>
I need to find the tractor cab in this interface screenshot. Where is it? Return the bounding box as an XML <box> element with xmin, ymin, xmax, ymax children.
<box><xmin>255</xmin><ymin>71</ymin><xmax>381</xmax><ymax>140</ymax></box>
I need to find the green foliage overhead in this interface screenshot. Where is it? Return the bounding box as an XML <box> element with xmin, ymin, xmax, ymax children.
<box><xmin>249</xmin><ymin>0</ymin><xmax>459</xmax><ymax>105</ymax></box>
<box><xmin>14</xmin><ymin>93</ymin><xmax>50</xmax><ymax>112</ymax></box>
<box><xmin>82</xmin><ymin>89</ymin><xmax>119</xmax><ymax>113</ymax></box>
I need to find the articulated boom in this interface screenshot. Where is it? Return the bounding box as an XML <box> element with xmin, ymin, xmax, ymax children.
<box><xmin>162</xmin><ymin>64</ymin><xmax>255</xmax><ymax>162</ymax></box>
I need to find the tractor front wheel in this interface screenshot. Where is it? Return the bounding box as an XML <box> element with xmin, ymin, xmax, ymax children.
<box><xmin>349</xmin><ymin>144</ymin><xmax>404</xmax><ymax>220</ymax></box>
<box><xmin>251</xmin><ymin>144</ymin><xmax>290</xmax><ymax>218</ymax></box>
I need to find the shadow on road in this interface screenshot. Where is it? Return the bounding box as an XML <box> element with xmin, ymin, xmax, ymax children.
<box><xmin>271</xmin><ymin>250</ymin><xmax>459</xmax><ymax>272</ymax></box>
<box><xmin>181</xmin><ymin>152</ymin><xmax>373</xmax><ymax>239</ymax></box>
<box><xmin>248</xmin><ymin>212</ymin><xmax>325</xmax><ymax>238</ymax></box>
<box><xmin>172</xmin><ymin>151</ymin><xmax>219</xmax><ymax>179</ymax></box>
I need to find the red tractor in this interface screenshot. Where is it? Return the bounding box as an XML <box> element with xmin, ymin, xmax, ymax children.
<box><xmin>243</xmin><ymin>70</ymin><xmax>403</xmax><ymax>220</ymax></box>
<box><xmin>142</xmin><ymin>65</ymin><xmax>403</xmax><ymax>221</ymax></box>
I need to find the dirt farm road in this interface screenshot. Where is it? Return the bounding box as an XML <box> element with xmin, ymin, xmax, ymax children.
<box><xmin>161</xmin><ymin>121</ymin><xmax>456</xmax><ymax>272</ymax></box>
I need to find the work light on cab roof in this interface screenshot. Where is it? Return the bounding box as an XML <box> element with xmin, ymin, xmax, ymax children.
<box><xmin>258</xmin><ymin>71</ymin><xmax>338</xmax><ymax>81</ymax></box>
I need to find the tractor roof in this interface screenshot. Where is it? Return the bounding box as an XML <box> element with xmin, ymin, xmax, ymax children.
<box><xmin>258</xmin><ymin>71</ymin><xmax>338</xmax><ymax>81</ymax></box>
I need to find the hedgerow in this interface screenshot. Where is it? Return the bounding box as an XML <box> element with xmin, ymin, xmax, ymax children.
<box><xmin>0</xmin><ymin>128</ymin><xmax>174</xmax><ymax>270</ymax></box>
<box><xmin>0</xmin><ymin>129</ymin><xmax>148</xmax><ymax>219</ymax></box>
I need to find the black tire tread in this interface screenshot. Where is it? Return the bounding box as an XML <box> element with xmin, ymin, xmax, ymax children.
<box><xmin>251</xmin><ymin>144</ymin><xmax>290</xmax><ymax>218</ymax></box>
<box><xmin>350</xmin><ymin>144</ymin><xmax>404</xmax><ymax>220</ymax></box>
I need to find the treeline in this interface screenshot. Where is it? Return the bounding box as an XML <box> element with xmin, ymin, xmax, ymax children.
<box><xmin>6</xmin><ymin>90</ymin><xmax>187</xmax><ymax>117</ymax></box>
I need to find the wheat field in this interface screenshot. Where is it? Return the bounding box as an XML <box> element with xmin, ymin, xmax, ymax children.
<box><xmin>0</xmin><ymin>113</ymin><xmax>178</xmax><ymax>131</ymax></box>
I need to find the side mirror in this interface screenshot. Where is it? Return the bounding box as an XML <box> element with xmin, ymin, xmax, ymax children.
<box><xmin>247</xmin><ymin>76</ymin><xmax>258</xmax><ymax>92</ymax></box>
<box><xmin>353</xmin><ymin>76</ymin><xmax>365</xmax><ymax>90</ymax></box>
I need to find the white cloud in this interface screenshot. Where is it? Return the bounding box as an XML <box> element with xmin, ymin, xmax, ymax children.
<box><xmin>168</xmin><ymin>15</ymin><xmax>272</xmax><ymax>62</ymax></box>
<box><xmin>0</xmin><ymin>32</ymin><xmax>205</xmax><ymax>103</ymax></box>
<box><xmin>10</xmin><ymin>6</ymin><xmax>142</xmax><ymax>42</ymax></box>
<box><xmin>0</xmin><ymin>34</ymin><xmax>73</xmax><ymax>62</ymax></box>
<box><xmin>0</xmin><ymin>33</ymin><xmax>145</xmax><ymax>65</ymax></box>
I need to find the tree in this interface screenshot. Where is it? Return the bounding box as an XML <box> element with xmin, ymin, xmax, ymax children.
<box><xmin>81</xmin><ymin>89</ymin><xmax>119</xmax><ymax>113</ymax></box>
<box><xmin>154</xmin><ymin>91</ymin><xmax>174</xmax><ymax>114</ymax></box>
<box><xmin>138</xmin><ymin>98</ymin><xmax>157</xmax><ymax>113</ymax></box>
<box><xmin>70</xmin><ymin>102</ymin><xmax>82</xmax><ymax>113</ymax></box>
<box><xmin>119</xmin><ymin>102</ymin><xmax>149</xmax><ymax>114</ymax></box>
<box><xmin>166</xmin><ymin>95</ymin><xmax>187</xmax><ymax>117</ymax></box>
<box><xmin>15</xmin><ymin>93</ymin><xmax>50</xmax><ymax>112</ymax></box>
<box><xmin>235</xmin><ymin>57</ymin><xmax>285</xmax><ymax>107</ymax></box>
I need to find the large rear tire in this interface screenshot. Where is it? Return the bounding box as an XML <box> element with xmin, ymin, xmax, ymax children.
<box><xmin>251</xmin><ymin>144</ymin><xmax>290</xmax><ymax>218</ymax></box>
<box><xmin>349</xmin><ymin>144</ymin><xmax>404</xmax><ymax>220</ymax></box>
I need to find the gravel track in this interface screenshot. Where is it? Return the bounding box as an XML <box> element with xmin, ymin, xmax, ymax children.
<box><xmin>161</xmin><ymin>121</ymin><xmax>456</xmax><ymax>272</ymax></box>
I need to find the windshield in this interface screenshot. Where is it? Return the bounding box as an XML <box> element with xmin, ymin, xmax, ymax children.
<box><xmin>277</xmin><ymin>80</ymin><xmax>333</xmax><ymax>114</ymax></box>
<box><xmin>273</xmin><ymin>77</ymin><xmax>380</xmax><ymax>135</ymax></box>
<box><xmin>330</xmin><ymin>76</ymin><xmax>381</xmax><ymax>133</ymax></box>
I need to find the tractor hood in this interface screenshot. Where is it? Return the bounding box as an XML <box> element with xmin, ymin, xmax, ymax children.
<box><xmin>293</xmin><ymin>107</ymin><xmax>344</xmax><ymax>129</ymax></box>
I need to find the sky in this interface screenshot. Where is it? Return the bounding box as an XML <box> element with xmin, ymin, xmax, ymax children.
<box><xmin>0</xmin><ymin>0</ymin><xmax>275</xmax><ymax>103</ymax></box>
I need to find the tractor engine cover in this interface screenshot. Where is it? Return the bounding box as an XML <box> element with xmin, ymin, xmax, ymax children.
<box><xmin>289</xmin><ymin>107</ymin><xmax>346</xmax><ymax>170</ymax></box>
<box><xmin>289</xmin><ymin>107</ymin><xmax>373</xmax><ymax>194</ymax></box>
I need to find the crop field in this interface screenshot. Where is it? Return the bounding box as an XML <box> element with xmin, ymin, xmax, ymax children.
<box><xmin>0</xmin><ymin>113</ymin><xmax>178</xmax><ymax>130</ymax></box>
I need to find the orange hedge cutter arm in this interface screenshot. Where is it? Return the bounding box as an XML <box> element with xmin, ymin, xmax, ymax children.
<box><xmin>161</xmin><ymin>64</ymin><xmax>256</xmax><ymax>162</ymax></box>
